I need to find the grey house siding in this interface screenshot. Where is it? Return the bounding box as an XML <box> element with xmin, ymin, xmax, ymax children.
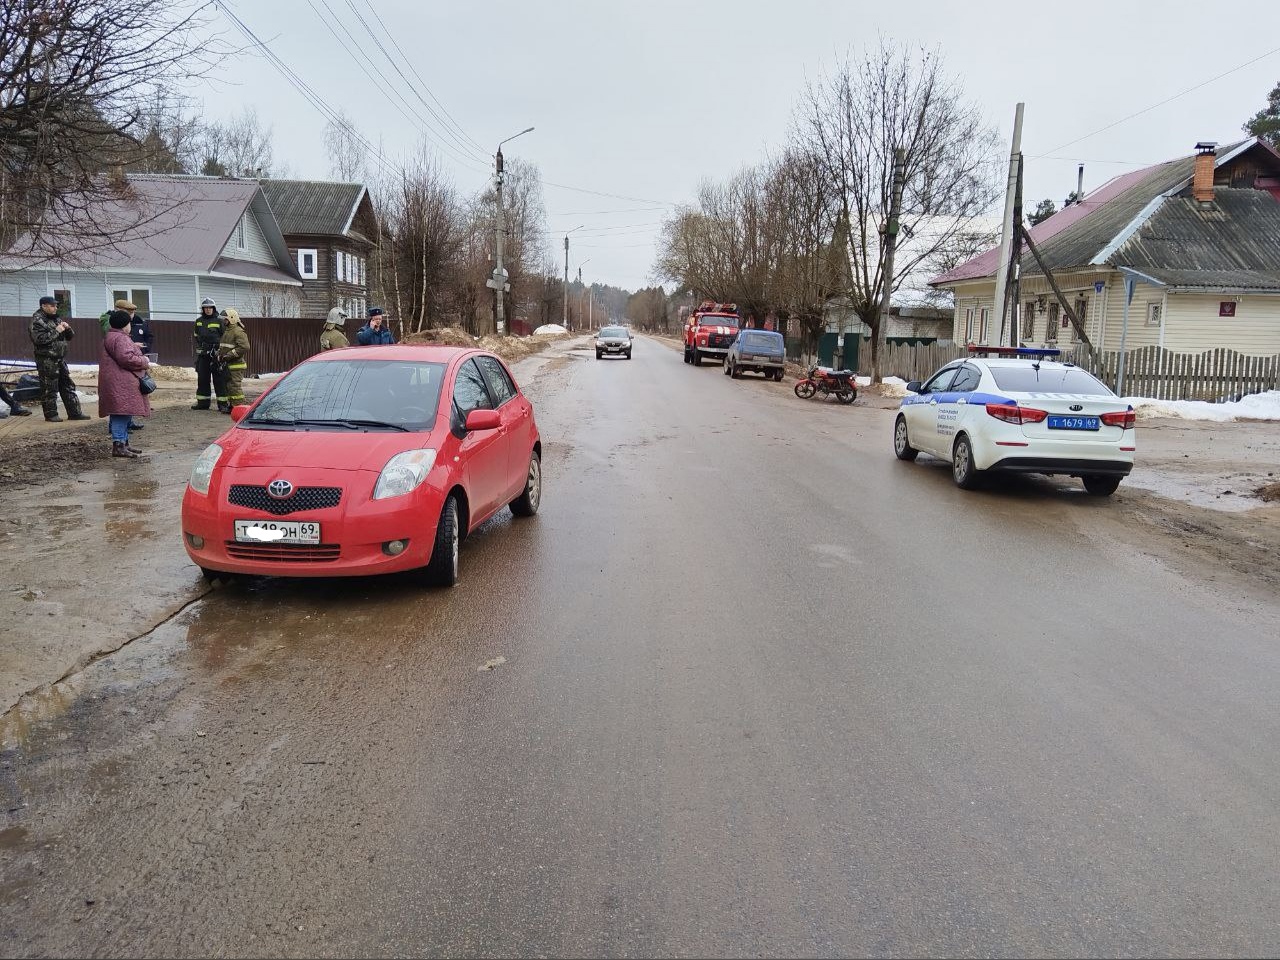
<box><xmin>0</xmin><ymin>269</ymin><xmax>197</xmax><ymax>320</ymax></box>
<box><xmin>219</xmin><ymin>209</ymin><xmax>275</xmax><ymax>266</ymax></box>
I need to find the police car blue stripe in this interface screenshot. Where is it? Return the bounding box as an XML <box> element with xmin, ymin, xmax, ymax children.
<box><xmin>900</xmin><ymin>391</ymin><xmax>1014</xmax><ymax>407</ymax></box>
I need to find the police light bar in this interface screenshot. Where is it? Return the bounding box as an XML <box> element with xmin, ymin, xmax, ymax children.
<box><xmin>966</xmin><ymin>345</ymin><xmax>1061</xmax><ymax>359</ymax></box>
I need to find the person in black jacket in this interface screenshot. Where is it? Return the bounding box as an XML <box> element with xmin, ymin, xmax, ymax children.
<box><xmin>191</xmin><ymin>297</ymin><xmax>229</xmax><ymax>412</ymax></box>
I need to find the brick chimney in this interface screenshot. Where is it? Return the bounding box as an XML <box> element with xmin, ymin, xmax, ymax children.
<box><xmin>1193</xmin><ymin>141</ymin><xmax>1218</xmax><ymax>204</ymax></box>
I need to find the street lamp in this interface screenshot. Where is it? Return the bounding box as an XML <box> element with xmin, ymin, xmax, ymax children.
<box><xmin>563</xmin><ymin>225</ymin><xmax>586</xmax><ymax>331</ymax></box>
<box><xmin>492</xmin><ymin>126</ymin><xmax>534</xmax><ymax>335</ymax></box>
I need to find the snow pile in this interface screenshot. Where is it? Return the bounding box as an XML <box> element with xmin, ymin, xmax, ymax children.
<box><xmin>533</xmin><ymin>323</ymin><xmax>568</xmax><ymax>336</ymax></box>
<box><xmin>1124</xmin><ymin>391</ymin><xmax>1280</xmax><ymax>423</ymax></box>
<box><xmin>854</xmin><ymin>375</ymin><xmax>911</xmax><ymax>397</ymax></box>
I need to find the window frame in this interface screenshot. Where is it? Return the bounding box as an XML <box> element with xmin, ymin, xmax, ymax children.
<box><xmin>1146</xmin><ymin>302</ymin><xmax>1163</xmax><ymax>328</ymax></box>
<box><xmin>111</xmin><ymin>287</ymin><xmax>152</xmax><ymax>320</ymax></box>
<box><xmin>1045</xmin><ymin>302</ymin><xmax>1059</xmax><ymax>342</ymax></box>
<box><xmin>963</xmin><ymin>308</ymin><xmax>974</xmax><ymax>342</ymax></box>
<box><xmin>235</xmin><ymin>217</ymin><xmax>247</xmax><ymax>251</ymax></box>
<box><xmin>978</xmin><ymin>307</ymin><xmax>990</xmax><ymax>344</ymax></box>
<box><xmin>1022</xmin><ymin>300</ymin><xmax>1036</xmax><ymax>340</ymax></box>
<box><xmin>298</xmin><ymin>248</ymin><xmax>318</xmax><ymax>279</ymax></box>
<box><xmin>949</xmin><ymin>363</ymin><xmax>982</xmax><ymax>393</ymax></box>
<box><xmin>475</xmin><ymin>355</ymin><xmax>517</xmax><ymax>407</ymax></box>
<box><xmin>451</xmin><ymin>357</ymin><xmax>496</xmax><ymax>425</ymax></box>
<box><xmin>921</xmin><ymin>364</ymin><xmax>960</xmax><ymax>395</ymax></box>
<box><xmin>48</xmin><ymin>285</ymin><xmax>75</xmax><ymax>319</ymax></box>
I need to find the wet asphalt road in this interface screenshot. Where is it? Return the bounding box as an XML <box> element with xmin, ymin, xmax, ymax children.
<box><xmin>4</xmin><ymin>338</ymin><xmax>1280</xmax><ymax>957</ymax></box>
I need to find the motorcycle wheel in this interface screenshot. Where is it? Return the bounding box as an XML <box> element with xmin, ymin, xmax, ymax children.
<box><xmin>836</xmin><ymin>387</ymin><xmax>856</xmax><ymax>405</ymax></box>
<box><xmin>794</xmin><ymin>380</ymin><xmax>817</xmax><ymax>400</ymax></box>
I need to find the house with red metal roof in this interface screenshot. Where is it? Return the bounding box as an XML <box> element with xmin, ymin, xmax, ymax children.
<box><xmin>930</xmin><ymin>138</ymin><xmax>1280</xmax><ymax>356</ymax></box>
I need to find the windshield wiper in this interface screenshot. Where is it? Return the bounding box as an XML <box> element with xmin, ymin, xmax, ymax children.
<box><xmin>244</xmin><ymin>416</ymin><xmax>298</xmax><ymax>426</ymax></box>
<box><xmin>289</xmin><ymin>417</ymin><xmax>410</xmax><ymax>432</ymax></box>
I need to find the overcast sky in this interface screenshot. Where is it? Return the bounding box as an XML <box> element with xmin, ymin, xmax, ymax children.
<box><xmin>210</xmin><ymin>0</ymin><xmax>1280</xmax><ymax>293</ymax></box>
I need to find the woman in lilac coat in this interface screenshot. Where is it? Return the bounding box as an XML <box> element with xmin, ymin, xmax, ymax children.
<box><xmin>99</xmin><ymin>310</ymin><xmax>152</xmax><ymax>458</ymax></box>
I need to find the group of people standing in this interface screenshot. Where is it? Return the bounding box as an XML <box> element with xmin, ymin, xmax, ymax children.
<box><xmin>1</xmin><ymin>297</ymin><xmax>395</xmax><ymax>461</ymax></box>
<box><xmin>318</xmin><ymin>305</ymin><xmax>396</xmax><ymax>350</ymax></box>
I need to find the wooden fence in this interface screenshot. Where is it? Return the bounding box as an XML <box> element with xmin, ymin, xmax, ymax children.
<box><xmin>1</xmin><ymin>315</ymin><xmax>358</xmax><ymax>377</ymax></box>
<box><xmin>860</xmin><ymin>340</ymin><xmax>1280</xmax><ymax>402</ymax></box>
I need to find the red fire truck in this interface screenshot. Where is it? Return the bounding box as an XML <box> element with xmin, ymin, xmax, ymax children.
<box><xmin>682</xmin><ymin>302</ymin><xmax>740</xmax><ymax>366</ymax></box>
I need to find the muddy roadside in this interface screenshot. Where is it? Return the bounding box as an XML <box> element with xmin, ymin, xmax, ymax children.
<box><xmin>0</xmin><ymin>338</ymin><xmax>583</xmax><ymax>717</ymax></box>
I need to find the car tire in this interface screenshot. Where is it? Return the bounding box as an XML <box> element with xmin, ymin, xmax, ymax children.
<box><xmin>893</xmin><ymin>415</ymin><xmax>919</xmax><ymax>461</ymax></box>
<box><xmin>774</xmin><ymin>370</ymin><xmax>784</xmax><ymax>382</ymax></box>
<box><xmin>596</xmin><ymin>351</ymin><xmax>602</xmax><ymax>359</ymax></box>
<box><xmin>692</xmin><ymin>348</ymin><xmax>702</xmax><ymax>367</ymax></box>
<box><xmin>730</xmin><ymin>361</ymin><xmax>741</xmax><ymax>379</ymax></box>
<box><xmin>1082</xmin><ymin>474</ymin><xmax>1122</xmax><ymax>497</ymax></box>
<box><xmin>510</xmin><ymin>452</ymin><xmax>542</xmax><ymax>517</ymax></box>
<box><xmin>625</xmin><ymin>350</ymin><xmax>632</xmax><ymax>359</ymax></box>
<box><xmin>723</xmin><ymin>358</ymin><xmax>731</xmax><ymax>375</ymax></box>
<box><xmin>951</xmin><ymin>434</ymin><xmax>984</xmax><ymax>490</ymax></box>
<box><xmin>423</xmin><ymin>495</ymin><xmax>460</xmax><ymax>587</ymax></box>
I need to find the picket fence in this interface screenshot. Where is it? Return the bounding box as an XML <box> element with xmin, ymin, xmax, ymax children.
<box><xmin>863</xmin><ymin>340</ymin><xmax>1280</xmax><ymax>403</ymax></box>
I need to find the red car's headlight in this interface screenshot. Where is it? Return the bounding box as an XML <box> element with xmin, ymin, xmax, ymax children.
<box><xmin>373</xmin><ymin>448</ymin><xmax>437</xmax><ymax>500</ymax></box>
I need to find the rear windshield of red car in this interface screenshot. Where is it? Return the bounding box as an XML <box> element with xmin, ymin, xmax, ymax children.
<box><xmin>246</xmin><ymin>359</ymin><xmax>447</xmax><ymax>431</ymax></box>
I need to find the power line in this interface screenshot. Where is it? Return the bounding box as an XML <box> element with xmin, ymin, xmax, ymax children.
<box><xmin>549</xmin><ymin>206</ymin><xmax>668</xmax><ymax>217</ymax></box>
<box><xmin>214</xmin><ymin>0</ymin><xmax>404</xmax><ymax>183</ymax></box>
<box><xmin>352</xmin><ymin>0</ymin><xmax>489</xmax><ymax>158</ymax></box>
<box><xmin>342</xmin><ymin>0</ymin><xmax>489</xmax><ymax>163</ymax></box>
<box><xmin>309</xmin><ymin>0</ymin><xmax>489</xmax><ymax>173</ymax></box>
<box><xmin>1033</xmin><ymin>44</ymin><xmax>1280</xmax><ymax>157</ymax></box>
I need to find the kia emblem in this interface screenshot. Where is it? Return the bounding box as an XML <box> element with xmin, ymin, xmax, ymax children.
<box><xmin>267</xmin><ymin>479</ymin><xmax>295</xmax><ymax>499</ymax></box>
<box><xmin>1069</xmin><ymin>404</ymin><xmax>1083</xmax><ymax>412</ymax></box>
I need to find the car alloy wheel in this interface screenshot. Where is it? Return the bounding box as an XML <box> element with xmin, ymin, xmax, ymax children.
<box><xmin>952</xmin><ymin>434</ymin><xmax>982</xmax><ymax>490</ymax></box>
<box><xmin>894</xmin><ymin>415</ymin><xmax>918</xmax><ymax>461</ymax></box>
<box><xmin>511</xmin><ymin>452</ymin><xmax>542</xmax><ymax>517</ymax></box>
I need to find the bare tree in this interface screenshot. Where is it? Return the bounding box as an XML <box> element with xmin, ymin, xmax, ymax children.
<box><xmin>0</xmin><ymin>0</ymin><xmax>222</xmax><ymax>258</ymax></box>
<box><xmin>793</xmin><ymin>39</ymin><xmax>1001</xmax><ymax>380</ymax></box>
<box><xmin>376</xmin><ymin>146</ymin><xmax>464</xmax><ymax>332</ymax></box>
<box><xmin>199</xmin><ymin>107</ymin><xmax>278</xmax><ymax>178</ymax></box>
<box><xmin>323</xmin><ymin>109</ymin><xmax>370</xmax><ymax>183</ymax></box>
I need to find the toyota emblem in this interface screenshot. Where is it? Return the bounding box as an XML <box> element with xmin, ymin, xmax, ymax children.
<box><xmin>1069</xmin><ymin>404</ymin><xmax>1084</xmax><ymax>412</ymax></box>
<box><xmin>267</xmin><ymin>479</ymin><xmax>295</xmax><ymax>499</ymax></box>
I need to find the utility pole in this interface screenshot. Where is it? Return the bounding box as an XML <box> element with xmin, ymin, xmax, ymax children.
<box><xmin>1005</xmin><ymin>151</ymin><xmax>1024</xmax><ymax>348</ymax></box>
<box><xmin>563</xmin><ymin>235</ymin><xmax>570</xmax><ymax>331</ymax></box>
<box><xmin>993</xmin><ymin>102</ymin><xmax>1025</xmax><ymax>345</ymax></box>
<box><xmin>489</xmin><ymin>127</ymin><xmax>533</xmax><ymax>336</ymax></box>
<box><xmin>493</xmin><ymin>148</ymin><xmax>507</xmax><ymax>335</ymax></box>
<box><xmin>874</xmin><ymin>147</ymin><xmax>907</xmax><ymax>384</ymax></box>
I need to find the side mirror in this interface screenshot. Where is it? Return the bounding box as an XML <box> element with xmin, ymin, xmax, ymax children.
<box><xmin>230</xmin><ymin>405</ymin><xmax>250</xmax><ymax>422</ymax></box>
<box><xmin>905</xmin><ymin>381</ymin><xmax>922</xmax><ymax>394</ymax></box>
<box><xmin>465</xmin><ymin>408</ymin><xmax>501</xmax><ymax>432</ymax></box>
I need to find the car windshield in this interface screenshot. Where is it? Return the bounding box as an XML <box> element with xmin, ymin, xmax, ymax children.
<box><xmin>700</xmin><ymin>316</ymin><xmax>739</xmax><ymax>328</ymax></box>
<box><xmin>741</xmin><ymin>333</ymin><xmax>780</xmax><ymax>349</ymax></box>
<box><xmin>600</xmin><ymin>327</ymin><xmax>628</xmax><ymax>338</ymax></box>
<box><xmin>990</xmin><ymin>365</ymin><xmax>1114</xmax><ymax>395</ymax></box>
<box><xmin>245</xmin><ymin>359</ymin><xmax>447</xmax><ymax>431</ymax></box>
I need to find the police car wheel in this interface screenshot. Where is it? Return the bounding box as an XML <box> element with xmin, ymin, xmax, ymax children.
<box><xmin>1082</xmin><ymin>474</ymin><xmax>1122</xmax><ymax>497</ymax></box>
<box><xmin>893</xmin><ymin>416</ymin><xmax>918</xmax><ymax>461</ymax></box>
<box><xmin>951</xmin><ymin>434</ymin><xmax>983</xmax><ymax>490</ymax></box>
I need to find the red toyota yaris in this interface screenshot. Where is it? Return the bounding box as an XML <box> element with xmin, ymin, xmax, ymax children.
<box><xmin>181</xmin><ymin>345</ymin><xmax>542</xmax><ymax>586</ymax></box>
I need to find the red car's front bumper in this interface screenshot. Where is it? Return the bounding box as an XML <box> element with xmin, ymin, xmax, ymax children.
<box><xmin>181</xmin><ymin>469</ymin><xmax>441</xmax><ymax>578</ymax></box>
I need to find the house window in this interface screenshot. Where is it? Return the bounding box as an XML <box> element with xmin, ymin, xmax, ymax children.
<box><xmin>978</xmin><ymin>307</ymin><xmax>990</xmax><ymax>344</ymax></box>
<box><xmin>49</xmin><ymin>287</ymin><xmax>74</xmax><ymax>319</ymax></box>
<box><xmin>111</xmin><ymin>287</ymin><xmax>151</xmax><ymax>319</ymax></box>
<box><xmin>1146</xmin><ymin>302</ymin><xmax>1163</xmax><ymax>327</ymax></box>
<box><xmin>236</xmin><ymin>217</ymin><xmax>246</xmax><ymax>250</ymax></box>
<box><xmin>1022</xmin><ymin>300</ymin><xmax>1036</xmax><ymax>340</ymax></box>
<box><xmin>963</xmin><ymin>308</ymin><xmax>974</xmax><ymax>342</ymax></box>
<box><xmin>298</xmin><ymin>248</ymin><xmax>318</xmax><ymax>279</ymax></box>
<box><xmin>1046</xmin><ymin>303</ymin><xmax>1059</xmax><ymax>341</ymax></box>
<box><xmin>1071</xmin><ymin>298</ymin><xmax>1088</xmax><ymax>342</ymax></box>
<box><xmin>358</xmin><ymin>257</ymin><xmax>366</xmax><ymax>287</ymax></box>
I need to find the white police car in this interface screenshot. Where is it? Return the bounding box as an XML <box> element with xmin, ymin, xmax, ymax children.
<box><xmin>893</xmin><ymin>347</ymin><xmax>1136</xmax><ymax>495</ymax></box>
